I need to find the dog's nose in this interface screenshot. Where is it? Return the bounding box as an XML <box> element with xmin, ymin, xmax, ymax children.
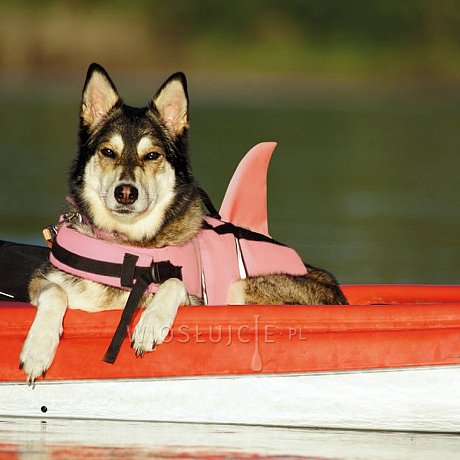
<box><xmin>114</xmin><ymin>184</ymin><xmax>139</xmax><ymax>205</ymax></box>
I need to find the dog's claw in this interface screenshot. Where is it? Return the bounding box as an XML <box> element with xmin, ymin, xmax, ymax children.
<box><xmin>132</xmin><ymin>337</ymin><xmax>158</xmax><ymax>357</ymax></box>
<box><xmin>24</xmin><ymin>369</ymin><xmax>47</xmax><ymax>388</ymax></box>
<box><xmin>135</xmin><ymin>348</ymin><xmax>144</xmax><ymax>358</ymax></box>
<box><xmin>19</xmin><ymin>361</ymin><xmax>24</xmax><ymax>370</ymax></box>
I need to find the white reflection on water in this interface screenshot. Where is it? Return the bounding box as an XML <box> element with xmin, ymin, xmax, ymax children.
<box><xmin>1</xmin><ymin>417</ymin><xmax>460</xmax><ymax>459</ymax></box>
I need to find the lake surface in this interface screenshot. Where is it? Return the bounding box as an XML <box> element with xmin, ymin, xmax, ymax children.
<box><xmin>1</xmin><ymin>79</ymin><xmax>459</xmax><ymax>286</ymax></box>
<box><xmin>2</xmin><ymin>416</ymin><xmax>460</xmax><ymax>459</ymax></box>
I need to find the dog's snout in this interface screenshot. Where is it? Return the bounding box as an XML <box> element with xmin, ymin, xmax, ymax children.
<box><xmin>114</xmin><ymin>184</ymin><xmax>139</xmax><ymax>205</ymax></box>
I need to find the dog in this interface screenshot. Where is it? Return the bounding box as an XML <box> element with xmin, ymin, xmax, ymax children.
<box><xmin>19</xmin><ymin>63</ymin><xmax>348</xmax><ymax>384</ymax></box>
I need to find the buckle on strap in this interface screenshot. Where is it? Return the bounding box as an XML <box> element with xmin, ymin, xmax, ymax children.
<box><xmin>150</xmin><ymin>260</ymin><xmax>183</xmax><ymax>284</ymax></box>
<box><xmin>121</xmin><ymin>254</ymin><xmax>183</xmax><ymax>288</ymax></box>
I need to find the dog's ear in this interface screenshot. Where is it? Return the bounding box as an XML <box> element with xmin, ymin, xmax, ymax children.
<box><xmin>151</xmin><ymin>73</ymin><xmax>189</xmax><ymax>137</ymax></box>
<box><xmin>81</xmin><ymin>63</ymin><xmax>120</xmax><ymax>129</ymax></box>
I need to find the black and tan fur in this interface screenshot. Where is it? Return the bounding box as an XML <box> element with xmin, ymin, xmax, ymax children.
<box><xmin>19</xmin><ymin>64</ymin><xmax>347</xmax><ymax>385</ymax></box>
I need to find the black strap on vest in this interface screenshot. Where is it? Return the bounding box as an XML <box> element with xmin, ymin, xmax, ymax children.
<box><xmin>51</xmin><ymin>241</ymin><xmax>182</xmax><ymax>288</ymax></box>
<box><xmin>52</xmin><ymin>240</ymin><xmax>182</xmax><ymax>284</ymax></box>
<box><xmin>103</xmin><ymin>269</ymin><xmax>151</xmax><ymax>364</ymax></box>
<box><xmin>51</xmin><ymin>240</ymin><xmax>182</xmax><ymax>364</ymax></box>
<box><xmin>202</xmin><ymin>219</ymin><xmax>286</xmax><ymax>246</ymax></box>
<box><xmin>198</xmin><ymin>186</ymin><xmax>221</xmax><ymax>219</ymax></box>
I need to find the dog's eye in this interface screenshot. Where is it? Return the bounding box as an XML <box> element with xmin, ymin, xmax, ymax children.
<box><xmin>144</xmin><ymin>151</ymin><xmax>161</xmax><ymax>161</ymax></box>
<box><xmin>100</xmin><ymin>148</ymin><xmax>116</xmax><ymax>159</ymax></box>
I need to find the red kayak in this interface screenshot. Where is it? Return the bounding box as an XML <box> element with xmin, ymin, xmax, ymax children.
<box><xmin>1</xmin><ymin>284</ymin><xmax>459</xmax><ymax>432</ymax></box>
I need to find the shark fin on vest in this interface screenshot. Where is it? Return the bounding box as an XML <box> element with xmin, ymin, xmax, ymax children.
<box><xmin>219</xmin><ymin>142</ymin><xmax>276</xmax><ymax>237</ymax></box>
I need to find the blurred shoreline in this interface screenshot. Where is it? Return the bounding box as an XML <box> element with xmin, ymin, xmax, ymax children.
<box><xmin>2</xmin><ymin>1</ymin><xmax>460</xmax><ymax>87</ymax></box>
<box><xmin>3</xmin><ymin>70</ymin><xmax>460</xmax><ymax>111</ymax></box>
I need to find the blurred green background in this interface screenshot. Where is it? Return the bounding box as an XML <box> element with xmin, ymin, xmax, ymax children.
<box><xmin>1</xmin><ymin>0</ymin><xmax>459</xmax><ymax>284</ymax></box>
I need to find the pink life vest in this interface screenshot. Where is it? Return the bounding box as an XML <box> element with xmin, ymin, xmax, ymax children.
<box><xmin>50</xmin><ymin>215</ymin><xmax>307</xmax><ymax>305</ymax></box>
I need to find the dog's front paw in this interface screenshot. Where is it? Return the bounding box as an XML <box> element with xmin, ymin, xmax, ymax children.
<box><xmin>19</xmin><ymin>327</ymin><xmax>61</xmax><ymax>386</ymax></box>
<box><xmin>131</xmin><ymin>278</ymin><xmax>185</xmax><ymax>357</ymax></box>
<box><xmin>131</xmin><ymin>309</ymin><xmax>173</xmax><ymax>356</ymax></box>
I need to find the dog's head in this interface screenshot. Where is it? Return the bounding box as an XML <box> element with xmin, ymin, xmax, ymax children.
<box><xmin>70</xmin><ymin>63</ymin><xmax>198</xmax><ymax>242</ymax></box>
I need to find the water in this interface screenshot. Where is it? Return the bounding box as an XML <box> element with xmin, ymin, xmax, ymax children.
<box><xmin>1</xmin><ymin>417</ymin><xmax>460</xmax><ymax>459</ymax></box>
<box><xmin>1</xmin><ymin>81</ymin><xmax>459</xmax><ymax>284</ymax></box>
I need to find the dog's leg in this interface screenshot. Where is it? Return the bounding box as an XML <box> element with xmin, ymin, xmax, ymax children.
<box><xmin>131</xmin><ymin>278</ymin><xmax>188</xmax><ymax>356</ymax></box>
<box><xmin>19</xmin><ymin>280</ymin><xmax>68</xmax><ymax>385</ymax></box>
<box><xmin>229</xmin><ymin>272</ymin><xmax>348</xmax><ymax>305</ymax></box>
